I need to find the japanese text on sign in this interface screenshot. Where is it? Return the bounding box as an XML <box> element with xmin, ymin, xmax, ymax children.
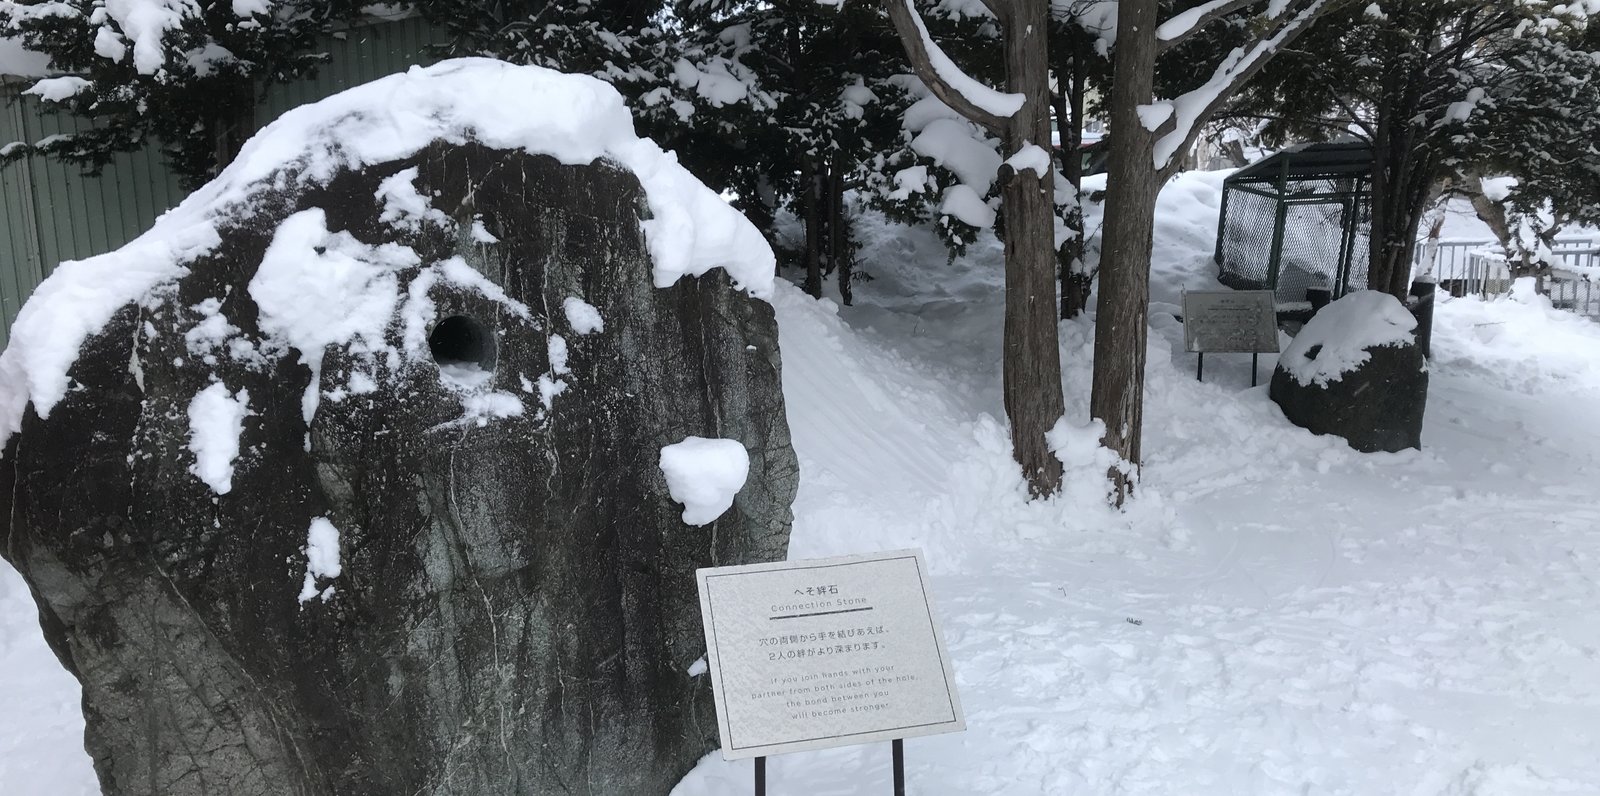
<box><xmin>695</xmin><ymin>550</ymin><xmax>965</xmax><ymax>760</ymax></box>
<box><xmin>1182</xmin><ymin>289</ymin><xmax>1280</xmax><ymax>353</ymax></box>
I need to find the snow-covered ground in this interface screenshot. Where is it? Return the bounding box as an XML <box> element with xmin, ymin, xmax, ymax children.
<box><xmin>7</xmin><ymin>171</ymin><xmax>1600</xmax><ymax>794</ymax></box>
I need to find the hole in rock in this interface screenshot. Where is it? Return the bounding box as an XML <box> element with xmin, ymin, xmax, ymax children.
<box><xmin>429</xmin><ymin>315</ymin><xmax>496</xmax><ymax>388</ymax></box>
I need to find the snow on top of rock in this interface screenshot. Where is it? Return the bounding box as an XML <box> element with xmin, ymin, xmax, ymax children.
<box><xmin>297</xmin><ymin>517</ymin><xmax>342</xmax><ymax>604</ymax></box>
<box><xmin>186</xmin><ymin>382</ymin><xmax>250</xmax><ymax>495</ymax></box>
<box><xmin>563</xmin><ymin>297</ymin><xmax>604</xmax><ymax>335</ymax></box>
<box><xmin>221</xmin><ymin>58</ymin><xmax>773</xmax><ymax>296</ymax></box>
<box><xmin>659</xmin><ymin>436</ymin><xmax>750</xmax><ymax>526</ymax></box>
<box><xmin>1279</xmin><ymin>291</ymin><xmax>1418</xmax><ymax>387</ymax></box>
<box><xmin>0</xmin><ymin>58</ymin><xmax>775</xmax><ymax>454</ymax></box>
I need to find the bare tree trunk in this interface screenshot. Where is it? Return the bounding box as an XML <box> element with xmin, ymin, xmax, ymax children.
<box><xmin>1221</xmin><ymin>137</ymin><xmax>1247</xmax><ymax>168</ymax></box>
<box><xmin>1057</xmin><ymin>52</ymin><xmax>1092</xmax><ymax>319</ymax></box>
<box><xmin>830</xmin><ymin>158</ymin><xmax>854</xmax><ymax>306</ymax></box>
<box><xmin>803</xmin><ymin>162</ymin><xmax>823</xmax><ymax>298</ymax></box>
<box><xmin>208</xmin><ymin>81</ymin><xmax>256</xmax><ymax>177</ymax></box>
<box><xmin>1464</xmin><ymin>183</ymin><xmax>1512</xmax><ymax>255</ymax></box>
<box><xmin>1089</xmin><ymin>0</ymin><xmax>1159</xmax><ymax>505</ymax></box>
<box><xmin>884</xmin><ymin>0</ymin><xmax>1065</xmax><ymax>497</ymax></box>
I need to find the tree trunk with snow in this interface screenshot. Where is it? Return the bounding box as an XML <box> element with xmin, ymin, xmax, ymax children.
<box><xmin>1090</xmin><ymin>0</ymin><xmax>1160</xmax><ymax>505</ymax></box>
<box><xmin>997</xmin><ymin>0</ymin><xmax>1067</xmax><ymax>495</ymax></box>
<box><xmin>884</xmin><ymin>0</ymin><xmax>1065</xmax><ymax>497</ymax></box>
<box><xmin>1084</xmin><ymin>0</ymin><xmax>1339</xmax><ymax>504</ymax></box>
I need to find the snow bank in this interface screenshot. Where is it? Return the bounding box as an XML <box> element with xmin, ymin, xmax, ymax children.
<box><xmin>1432</xmin><ymin>287</ymin><xmax>1600</xmax><ymax>393</ymax></box>
<box><xmin>1279</xmin><ymin>291</ymin><xmax>1418</xmax><ymax>387</ymax></box>
<box><xmin>659</xmin><ymin>437</ymin><xmax>750</xmax><ymax>526</ymax></box>
<box><xmin>186</xmin><ymin>382</ymin><xmax>250</xmax><ymax>495</ymax></box>
<box><xmin>0</xmin><ymin>58</ymin><xmax>775</xmax><ymax>454</ymax></box>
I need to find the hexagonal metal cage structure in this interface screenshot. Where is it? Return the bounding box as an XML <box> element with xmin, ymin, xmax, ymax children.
<box><xmin>1215</xmin><ymin>142</ymin><xmax>1373</xmax><ymax>307</ymax></box>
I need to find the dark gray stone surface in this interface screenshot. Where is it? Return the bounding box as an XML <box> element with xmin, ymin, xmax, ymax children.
<box><xmin>1270</xmin><ymin>324</ymin><xmax>1428</xmax><ymax>453</ymax></box>
<box><xmin>0</xmin><ymin>141</ymin><xmax>797</xmax><ymax>795</ymax></box>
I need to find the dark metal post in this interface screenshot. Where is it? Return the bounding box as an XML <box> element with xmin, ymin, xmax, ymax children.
<box><xmin>1408</xmin><ymin>280</ymin><xmax>1436</xmax><ymax>360</ymax></box>
<box><xmin>1251</xmin><ymin>352</ymin><xmax>1259</xmax><ymax>387</ymax></box>
<box><xmin>892</xmin><ymin>739</ymin><xmax>905</xmax><ymax>796</ymax></box>
<box><xmin>756</xmin><ymin>756</ymin><xmax>766</xmax><ymax>796</ymax></box>
<box><xmin>1196</xmin><ymin>352</ymin><xmax>1204</xmax><ymax>382</ymax></box>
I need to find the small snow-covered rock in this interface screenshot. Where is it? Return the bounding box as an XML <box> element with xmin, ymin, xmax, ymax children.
<box><xmin>1271</xmin><ymin>291</ymin><xmax>1427</xmax><ymax>452</ymax></box>
<box><xmin>1279</xmin><ymin>290</ymin><xmax>1416</xmax><ymax>388</ymax></box>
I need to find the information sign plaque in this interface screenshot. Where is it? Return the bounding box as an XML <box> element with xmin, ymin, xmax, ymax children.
<box><xmin>1182</xmin><ymin>289</ymin><xmax>1280</xmax><ymax>353</ymax></box>
<box><xmin>695</xmin><ymin>550</ymin><xmax>965</xmax><ymax>761</ymax></box>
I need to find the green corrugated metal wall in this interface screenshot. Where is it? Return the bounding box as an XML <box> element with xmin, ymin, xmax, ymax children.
<box><xmin>0</xmin><ymin>16</ymin><xmax>443</xmax><ymax>348</ymax></box>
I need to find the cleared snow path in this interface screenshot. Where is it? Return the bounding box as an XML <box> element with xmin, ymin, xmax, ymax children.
<box><xmin>677</xmin><ymin>179</ymin><xmax>1600</xmax><ymax>794</ymax></box>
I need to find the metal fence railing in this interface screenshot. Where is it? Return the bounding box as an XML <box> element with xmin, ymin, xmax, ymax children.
<box><xmin>1415</xmin><ymin>238</ymin><xmax>1600</xmax><ymax>320</ymax></box>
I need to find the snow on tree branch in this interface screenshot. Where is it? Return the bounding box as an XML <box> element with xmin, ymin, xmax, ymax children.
<box><xmin>104</xmin><ymin>0</ymin><xmax>202</xmax><ymax>76</ymax></box>
<box><xmin>1157</xmin><ymin>0</ymin><xmax>1260</xmax><ymax>51</ymax></box>
<box><xmin>1151</xmin><ymin>0</ymin><xmax>1335</xmax><ymax>175</ymax></box>
<box><xmin>883</xmin><ymin>0</ymin><xmax>1024</xmax><ymax>133</ymax></box>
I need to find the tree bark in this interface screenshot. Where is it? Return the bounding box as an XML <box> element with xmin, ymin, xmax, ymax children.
<box><xmin>884</xmin><ymin>0</ymin><xmax>1066</xmax><ymax>497</ymax></box>
<box><xmin>830</xmin><ymin>158</ymin><xmax>854</xmax><ymax>306</ymax></box>
<box><xmin>803</xmin><ymin>162</ymin><xmax>824</xmax><ymax>298</ymax></box>
<box><xmin>208</xmin><ymin>79</ymin><xmax>256</xmax><ymax>177</ymax></box>
<box><xmin>1056</xmin><ymin>50</ymin><xmax>1092</xmax><ymax>319</ymax></box>
<box><xmin>1089</xmin><ymin>0</ymin><xmax>1159</xmax><ymax>505</ymax></box>
<box><xmin>998</xmin><ymin>0</ymin><xmax>1066</xmax><ymax>496</ymax></box>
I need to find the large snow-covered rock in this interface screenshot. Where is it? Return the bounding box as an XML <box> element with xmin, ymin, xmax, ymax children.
<box><xmin>0</xmin><ymin>59</ymin><xmax>797</xmax><ymax>796</ymax></box>
<box><xmin>1269</xmin><ymin>291</ymin><xmax>1428</xmax><ymax>452</ymax></box>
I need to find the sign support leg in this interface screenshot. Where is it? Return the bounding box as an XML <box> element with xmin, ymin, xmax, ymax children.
<box><xmin>1196</xmin><ymin>352</ymin><xmax>1204</xmax><ymax>382</ymax></box>
<box><xmin>1251</xmin><ymin>352</ymin><xmax>1259</xmax><ymax>387</ymax></box>
<box><xmin>755</xmin><ymin>756</ymin><xmax>766</xmax><ymax>796</ymax></box>
<box><xmin>893</xmin><ymin>738</ymin><xmax>906</xmax><ymax>796</ymax></box>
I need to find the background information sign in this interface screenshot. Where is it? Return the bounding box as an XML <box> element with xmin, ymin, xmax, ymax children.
<box><xmin>695</xmin><ymin>550</ymin><xmax>965</xmax><ymax>760</ymax></box>
<box><xmin>1182</xmin><ymin>289</ymin><xmax>1280</xmax><ymax>353</ymax></box>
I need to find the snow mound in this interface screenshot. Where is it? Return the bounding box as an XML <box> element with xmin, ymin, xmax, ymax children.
<box><xmin>0</xmin><ymin>58</ymin><xmax>775</xmax><ymax>453</ymax></box>
<box><xmin>1279</xmin><ymin>291</ymin><xmax>1418</xmax><ymax>387</ymax></box>
<box><xmin>658</xmin><ymin>437</ymin><xmax>750</xmax><ymax>526</ymax></box>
